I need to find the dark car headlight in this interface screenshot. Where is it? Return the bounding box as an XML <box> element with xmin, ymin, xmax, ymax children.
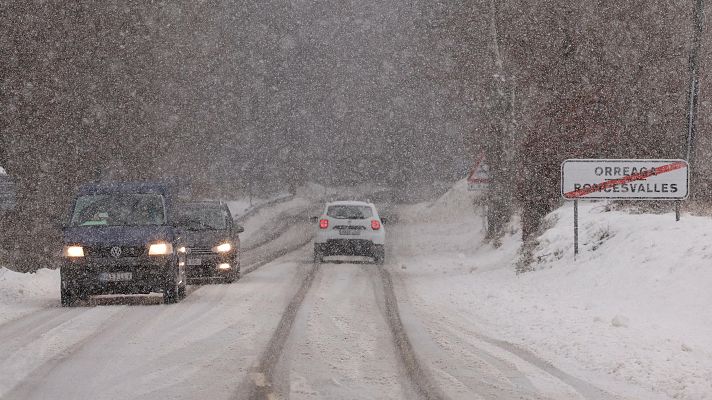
<box><xmin>213</xmin><ymin>243</ymin><xmax>232</xmax><ymax>253</ymax></box>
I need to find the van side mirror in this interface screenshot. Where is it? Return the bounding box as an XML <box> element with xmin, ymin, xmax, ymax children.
<box><xmin>380</xmin><ymin>217</ymin><xmax>388</xmax><ymax>225</ymax></box>
<box><xmin>235</xmin><ymin>225</ymin><xmax>245</xmax><ymax>234</ymax></box>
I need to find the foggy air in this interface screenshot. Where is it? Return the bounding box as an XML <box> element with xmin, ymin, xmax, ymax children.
<box><xmin>0</xmin><ymin>1</ymin><xmax>710</xmax><ymax>400</ymax></box>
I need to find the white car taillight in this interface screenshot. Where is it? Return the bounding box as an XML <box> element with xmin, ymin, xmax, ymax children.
<box><xmin>371</xmin><ymin>220</ymin><xmax>381</xmax><ymax>230</ymax></box>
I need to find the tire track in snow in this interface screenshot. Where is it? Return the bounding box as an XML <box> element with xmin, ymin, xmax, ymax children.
<box><xmin>241</xmin><ymin>233</ymin><xmax>314</xmax><ymax>276</ymax></box>
<box><xmin>0</xmin><ymin>308</ymin><xmax>87</xmax><ymax>349</ymax></box>
<box><xmin>376</xmin><ymin>265</ymin><xmax>449</xmax><ymax>400</ymax></box>
<box><xmin>388</xmin><ymin>261</ymin><xmax>621</xmax><ymax>400</ymax></box>
<box><xmin>275</xmin><ymin>261</ymin><xmax>411</xmax><ymax>399</ymax></box>
<box><xmin>235</xmin><ymin>260</ymin><xmax>321</xmax><ymax>400</ymax></box>
<box><xmin>237</xmin><ymin>256</ymin><xmax>448</xmax><ymax>400</ymax></box>
<box><xmin>458</xmin><ymin>324</ymin><xmax>619</xmax><ymax>400</ymax></box>
<box><xmin>242</xmin><ymin>215</ymin><xmax>306</xmax><ymax>252</ymax></box>
<box><xmin>1</xmin><ymin>306</ymin><xmax>134</xmax><ymax>399</ymax></box>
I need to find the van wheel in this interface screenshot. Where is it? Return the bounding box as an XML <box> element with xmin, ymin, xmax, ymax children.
<box><xmin>61</xmin><ymin>286</ymin><xmax>76</xmax><ymax>307</ymax></box>
<box><xmin>163</xmin><ymin>269</ymin><xmax>180</xmax><ymax>304</ymax></box>
<box><xmin>60</xmin><ymin>270</ymin><xmax>84</xmax><ymax>307</ymax></box>
<box><xmin>177</xmin><ymin>281</ymin><xmax>186</xmax><ymax>300</ymax></box>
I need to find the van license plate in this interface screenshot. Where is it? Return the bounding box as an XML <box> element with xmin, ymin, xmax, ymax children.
<box><xmin>99</xmin><ymin>272</ymin><xmax>132</xmax><ymax>282</ymax></box>
<box><xmin>339</xmin><ymin>229</ymin><xmax>360</xmax><ymax>236</ymax></box>
<box><xmin>187</xmin><ymin>258</ymin><xmax>202</xmax><ymax>266</ymax></box>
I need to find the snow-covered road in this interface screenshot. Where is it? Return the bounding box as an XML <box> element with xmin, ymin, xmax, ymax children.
<box><xmin>0</xmin><ymin>243</ymin><xmax>636</xmax><ymax>400</ymax></box>
<box><xmin>0</xmin><ymin>249</ymin><xmax>311</xmax><ymax>400</ymax></box>
<box><xmin>2</xmin><ymin>184</ymin><xmax>703</xmax><ymax>400</ymax></box>
<box><xmin>280</xmin><ymin>261</ymin><xmax>409</xmax><ymax>399</ymax></box>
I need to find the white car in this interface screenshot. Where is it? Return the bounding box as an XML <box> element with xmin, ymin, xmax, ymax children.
<box><xmin>313</xmin><ymin>201</ymin><xmax>386</xmax><ymax>264</ymax></box>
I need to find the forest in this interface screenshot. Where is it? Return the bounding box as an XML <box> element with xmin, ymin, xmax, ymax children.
<box><xmin>1</xmin><ymin>0</ymin><xmax>710</xmax><ymax>270</ymax></box>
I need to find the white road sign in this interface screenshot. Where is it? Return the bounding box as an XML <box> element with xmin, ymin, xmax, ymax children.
<box><xmin>561</xmin><ymin>159</ymin><xmax>689</xmax><ymax>200</ymax></box>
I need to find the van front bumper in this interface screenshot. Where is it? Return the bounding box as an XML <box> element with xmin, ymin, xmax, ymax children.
<box><xmin>61</xmin><ymin>256</ymin><xmax>178</xmax><ymax>295</ymax></box>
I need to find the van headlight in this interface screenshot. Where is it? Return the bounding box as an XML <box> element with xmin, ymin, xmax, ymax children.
<box><xmin>64</xmin><ymin>245</ymin><xmax>85</xmax><ymax>258</ymax></box>
<box><xmin>213</xmin><ymin>242</ymin><xmax>232</xmax><ymax>253</ymax></box>
<box><xmin>148</xmin><ymin>242</ymin><xmax>173</xmax><ymax>256</ymax></box>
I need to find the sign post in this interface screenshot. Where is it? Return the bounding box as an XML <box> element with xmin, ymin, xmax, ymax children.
<box><xmin>574</xmin><ymin>199</ymin><xmax>579</xmax><ymax>256</ymax></box>
<box><xmin>468</xmin><ymin>154</ymin><xmax>491</xmax><ymax>230</ymax></box>
<box><xmin>561</xmin><ymin>159</ymin><xmax>690</xmax><ymax>256</ymax></box>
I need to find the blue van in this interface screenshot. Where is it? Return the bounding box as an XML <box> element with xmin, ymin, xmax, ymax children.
<box><xmin>60</xmin><ymin>182</ymin><xmax>186</xmax><ymax>306</ymax></box>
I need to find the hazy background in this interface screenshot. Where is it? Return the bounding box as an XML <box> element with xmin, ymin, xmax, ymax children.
<box><xmin>2</xmin><ymin>0</ymin><xmax>711</xmax><ymax>270</ymax></box>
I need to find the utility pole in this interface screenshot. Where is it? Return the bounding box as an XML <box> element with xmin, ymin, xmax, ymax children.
<box><xmin>686</xmin><ymin>0</ymin><xmax>705</xmax><ymax>174</ymax></box>
<box><xmin>485</xmin><ymin>0</ymin><xmax>514</xmax><ymax>241</ymax></box>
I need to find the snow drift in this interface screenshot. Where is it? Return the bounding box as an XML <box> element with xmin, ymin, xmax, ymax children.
<box><xmin>392</xmin><ymin>179</ymin><xmax>712</xmax><ymax>400</ymax></box>
<box><xmin>0</xmin><ymin>268</ymin><xmax>59</xmax><ymax>325</ymax></box>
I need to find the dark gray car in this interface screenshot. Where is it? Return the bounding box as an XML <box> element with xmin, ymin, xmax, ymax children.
<box><xmin>176</xmin><ymin>201</ymin><xmax>243</xmax><ymax>284</ymax></box>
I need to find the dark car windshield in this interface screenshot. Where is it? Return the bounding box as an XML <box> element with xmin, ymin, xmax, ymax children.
<box><xmin>327</xmin><ymin>205</ymin><xmax>373</xmax><ymax>220</ymax></box>
<box><xmin>70</xmin><ymin>193</ymin><xmax>166</xmax><ymax>227</ymax></box>
<box><xmin>176</xmin><ymin>206</ymin><xmax>229</xmax><ymax>230</ymax></box>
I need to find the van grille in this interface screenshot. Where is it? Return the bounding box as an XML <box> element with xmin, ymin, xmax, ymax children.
<box><xmin>85</xmin><ymin>246</ymin><xmax>145</xmax><ymax>258</ymax></box>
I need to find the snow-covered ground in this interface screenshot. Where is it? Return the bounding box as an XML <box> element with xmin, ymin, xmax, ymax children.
<box><xmin>391</xmin><ymin>180</ymin><xmax>712</xmax><ymax>400</ymax></box>
<box><xmin>0</xmin><ymin>268</ymin><xmax>59</xmax><ymax>326</ymax></box>
<box><xmin>225</xmin><ymin>193</ymin><xmax>294</xmax><ymax>220</ymax></box>
<box><xmin>1</xmin><ymin>180</ymin><xmax>710</xmax><ymax>399</ymax></box>
<box><xmin>226</xmin><ymin>197</ymin><xmax>274</xmax><ymax>218</ymax></box>
<box><xmin>284</xmin><ymin>262</ymin><xmax>410</xmax><ymax>399</ymax></box>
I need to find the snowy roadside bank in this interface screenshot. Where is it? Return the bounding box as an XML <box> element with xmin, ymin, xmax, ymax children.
<box><xmin>391</xmin><ymin>180</ymin><xmax>712</xmax><ymax>400</ymax></box>
<box><xmin>0</xmin><ymin>268</ymin><xmax>59</xmax><ymax>325</ymax></box>
<box><xmin>228</xmin><ymin>193</ymin><xmax>293</xmax><ymax>222</ymax></box>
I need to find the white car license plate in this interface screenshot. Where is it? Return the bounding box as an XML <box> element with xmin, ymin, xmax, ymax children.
<box><xmin>99</xmin><ymin>272</ymin><xmax>132</xmax><ymax>282</ymax></box>
<box><xmin>187</xmin><ymin>258</ymin><xmax>203</xmax><ymax>266</ymax></box>
<box><xmin>339</xmin><ymin>229</ymin><xmax>360</xmax><ymax>236</ymax></box>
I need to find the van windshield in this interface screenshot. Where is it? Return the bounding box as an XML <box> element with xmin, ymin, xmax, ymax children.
<box><xmin>70</xmin><ymin>193</ymin><xmax>166</xmax><ymax>227</ymax></box>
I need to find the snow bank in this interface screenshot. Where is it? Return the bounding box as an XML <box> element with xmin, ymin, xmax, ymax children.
<box><xmin>297</xmin><ymin>182</ymin><xmax>328</xmax><ymax>199</ymax></box>
<box><xmin>399</xmin><ymin>179</ymin><xmax>482</xmax><ymax>224</ymax></box>
<box><xmin>0</xmin><ymin>166</ymin><xmax>6</xmax><ymax>175</ymax></box>
<box><xmin>226</xmin><ymin>199</ymin><xmax>267</xmax><ymax>219</ymax></box>
<box><xmin>225</xmin><ymin>193</ymin><xmax>292</xmax><ymax>220</ymax></box>
<box><xmin>513</xmin><ymin>202</ymin><xmax>712</xmax><ymax>399</ymax></box>
<box><xmin>392</xmin><ymin>182</ymin><xmax>712</xmax><ymax>400</ymax></box>
<box><xmin>0</xmin><ymin>268</ymin><xmax>59</xmax><ymax>325</ymax></box>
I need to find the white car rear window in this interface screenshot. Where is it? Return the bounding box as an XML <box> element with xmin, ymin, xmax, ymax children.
<box><xmin>327</xmin><ymin>205</ymin><xmax>373</xmax><ymax>220</ymax></box>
